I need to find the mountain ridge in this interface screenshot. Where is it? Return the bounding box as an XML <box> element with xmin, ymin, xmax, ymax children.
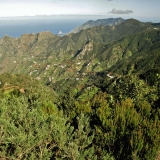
<box><xmin>69</xmin><ymin>17</ymin><xmax>125</xmax><ymax>34</ymax></box>
<box><xmin>0</xmin><ymin>18</ymin><xmax>159</xmax><ymax>85</ymax></box>
<box><xmin>0</xmin><ymin>18</ymin><xmax>160</xmax><ymax>160</ymax></box>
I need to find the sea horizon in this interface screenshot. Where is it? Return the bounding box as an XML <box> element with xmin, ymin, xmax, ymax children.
<box><xmin>0</xmin><ymin>15</ymin><xmax>159</xmax><ymax>38</ymax></box>
<box><xmin>0</xmin><ymin>15</ymin><xmax>109</xmax><ymax>38</ymax></box>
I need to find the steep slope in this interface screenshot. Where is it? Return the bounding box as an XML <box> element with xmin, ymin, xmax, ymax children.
<box><xmin>0</xmin><ymin>19</ymin><xmax>158</xmax><ymax>85</ymax></box>
<box><xmin>69</xmin><ymin>17</ymin><xmax>125</xmax><ymax>34</ymax></box>
<box><xmin>52</xmin><ymin>28</ymin><xmax>160</xmax><ymax>92</ymax></box>
<box><xmin>0</xmin><ymin>18</ymin><xmax>160</xmax><ymax>160</ymax></box>
<box><xmin>106</xmin><ymin>29</ymin><xmax>160</xmax><ymax>74</ymax></box>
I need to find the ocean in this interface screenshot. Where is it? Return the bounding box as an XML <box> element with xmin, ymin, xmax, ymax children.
<box><xmin>0</xmin><ymin>15</ymin><xmax>107</xmax><ymax>38</ymax></box>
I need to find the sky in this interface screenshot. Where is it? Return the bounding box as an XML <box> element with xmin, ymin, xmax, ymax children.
<box><xmin>0</xmin><ymin>0</ymin><xmax>160</xmax><ymax>22</ymax></box>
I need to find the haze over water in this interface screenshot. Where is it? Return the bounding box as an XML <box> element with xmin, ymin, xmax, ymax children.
<box><xmin>0</xmin><ymin>15</ymin><xmax>108</xmax><ymax>38</ymax></box>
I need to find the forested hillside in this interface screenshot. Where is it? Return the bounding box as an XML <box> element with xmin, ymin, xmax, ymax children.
<box><xmin>0</xmin><ymin>18</ymin><xmax>160</xmax><ymax>159</ymax></box>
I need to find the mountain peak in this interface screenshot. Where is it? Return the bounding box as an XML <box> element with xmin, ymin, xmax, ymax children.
<box><xmin>69</xmin><ymin>17</ymin><xmax>125</xmax><ymax>34</ymax></box>
<box><xmin>123</xmin><ymin>18</ymin><xmax>142</xmax><ymax>25</ymax></box>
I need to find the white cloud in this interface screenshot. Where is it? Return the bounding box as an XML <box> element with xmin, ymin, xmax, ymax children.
<box><xmin>109</xmin><ymin>8</ymin><xmax>133</xmax><ymax>14</ymax></box>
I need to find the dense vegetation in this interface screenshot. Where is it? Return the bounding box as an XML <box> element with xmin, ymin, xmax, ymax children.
<box><xmin>0</xmin><ymin>18</ymin><xmax>160</xmax><ymax>159</ymax></box>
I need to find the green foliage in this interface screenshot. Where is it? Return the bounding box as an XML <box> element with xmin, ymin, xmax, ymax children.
<box><xmin>140</xmin><ymin>68</ymin><xmax>160</xmax><ymax>86</ymax></box>
<box><xmin>0</xmin><ymin>95</ymin><xmax>97</xmax><ymax>159</ymax></box>
<box><xmin>53</xmin><ymin>72</ymin><xmax>160</xmax><ymax>159</ymax></box>
<box><xmin>0</xmin><ymin>96</ymin><xmax>55</xmax><ymax>159</ymax></box>
<box><xmin>60</xmin><ymin>114</ymin><xmax>96</xmax><ymax>160</ymax></box>
<box><xmin>96</xmin><ymin>98</ymin><xmax>160</xmax><ymax>160</ymax></box>
<box><xmin>0</xmin><ymin>18</ymin><xmax>160</xmax><ymax>160</ymax></box>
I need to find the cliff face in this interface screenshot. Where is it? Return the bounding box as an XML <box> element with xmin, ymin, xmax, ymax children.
<box><xmin>76</xmin><ymin>41</ymin><xmax>93</xmax><ymax>60</ymax></box>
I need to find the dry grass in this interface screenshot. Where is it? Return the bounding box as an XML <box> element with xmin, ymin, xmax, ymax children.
<box><xmin>155</xmin><ymin>151</ymin><xmax>160</xmax><ymax>160</ymax></box>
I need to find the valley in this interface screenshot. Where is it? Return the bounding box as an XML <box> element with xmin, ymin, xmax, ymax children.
<box><xmin>0</xmin><ymin>18</ymin><xmax>160</xmax><ymax>160</ymax></box>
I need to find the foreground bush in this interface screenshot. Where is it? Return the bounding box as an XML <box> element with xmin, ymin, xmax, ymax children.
<box><xmin>0</xmin><ymin>95</ymin><xmax>99</xmax><ymax>159</ymax></box>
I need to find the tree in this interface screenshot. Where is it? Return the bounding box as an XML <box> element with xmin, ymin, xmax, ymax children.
<box><xmin>96</xmin><ymin>98</ymin><xmax>160</xmax><ymax>160</ymax></box>
<box><xmin>0</xmin><ymin>95</ymin><xmax>98</xmax><ymax>159</ymax></box>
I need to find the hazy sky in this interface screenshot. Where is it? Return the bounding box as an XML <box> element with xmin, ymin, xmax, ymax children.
<box><xmin>0</xmin><ymin>0</ymin><xmax>159</xmax><ymax>22</ymax></box>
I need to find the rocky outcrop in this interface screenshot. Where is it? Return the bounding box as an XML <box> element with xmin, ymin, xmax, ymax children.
<box><xmin>76</xmin><ymin>41</ymin><xmax>93</xmax><ymax>59</ymax></box>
